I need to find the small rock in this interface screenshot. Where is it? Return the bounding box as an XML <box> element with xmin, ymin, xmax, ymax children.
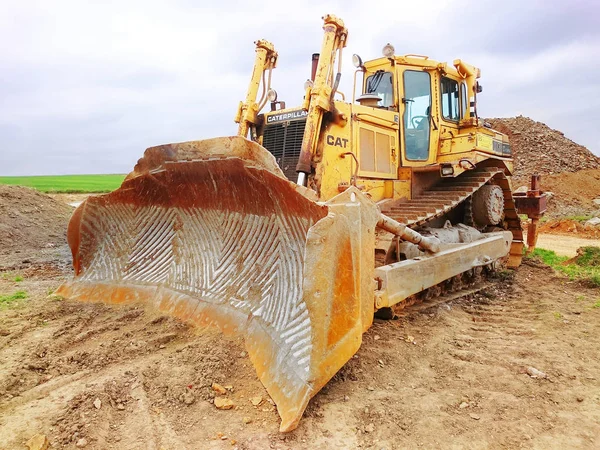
<box><xmin>182</xmin><ymin>390</ymin><xmax>195</xmax><ymax>405</ymax></box>
<box><xmin>93</xmin><ymin>398</ymin><xmax>102</xmax><ymax>409</ymax></box>
<box><xmin>469</xmin><ymin>413</ymin><xmax>480</xmax><ymax>420</ymax></box>
<box><xmin>526</xmin><ymin>367</ymin><xmax>548</xmax><ymax>379</ymax></box>
<box><xmin>365</xmin><ymin>423</ymin><xmax>375</xmax><ymax>433</ymax></box>
<box><xmin>76</xmin><ymin>437</ymin><xmax>88</xmax><ymax>448</ymax></box>
<box><xmin>250</xmin><ymin>396</ymin><xmax>263</xmax><ymax>406</ymax></box>
<box><xmin>593</xmin><ymin>198</ymin><xmax>600</xmax><ymax>205</ymax></box>
<box><xmin>158</xmin><ymin>344</ymin><xmax>166</xmax><ymax>349</ymax></box>
<box><xmin>116</xmin><ymin>403</ymin><xmax>125</xmax><ymax>410</ymax></box>
<box><xmin>459</xmin><ymin>402</ymin><xmax>469</xmax><ymax>409</ymax></box>
<box><xmin>577</xmin><ymin>397</ymin><xmax>584</xmax><ymax>402</ymax></box>
<box><xmin>367</xmin><ymin>386</ymin><xmax>375</xmax><ymax>391</ymax></box>
<box><xmin>343</xmin><ymin>395</ymin><xmax>350</xmax><ymax>402</ymax></box>
<box><xmin>26</xmin><ymin>434</ymin><xmax>49</xmax><ymax>450</ymax></box>
<box><xmin>374</xmin><ymin>335</ymin><xmax>381</xmax><ymax>341</ymax></box>
<box><xmin>584</xmin><ymin>217</ymin><xmax>600</xmax><ymax>227</ymax></box>
<box><xmin>212</xmin><ymin>383</ymin><xmax>227</xmax><ymax>395</ymax></box>
<box><xmin>243</xmin><ymin>416</ymin><xmax>252</xmax><ymax>424</ymax></box>
<box><xmin>215</xmin><ymin>397</ymin><xmax>235</xmax><ymax>410</ymax></box>
<box><xmin>405</xmin><ymin>335</ymin><xmax>415</xmax><ymax>343</ymax></box>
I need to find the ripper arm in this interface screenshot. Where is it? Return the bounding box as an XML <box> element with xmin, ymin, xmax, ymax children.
<box><xmin>234</xmin><ymin>39</ymin><xmax>278</xmax><ymax>139</ymax></box>
<box><xmin>295</xmin><ymin>14</ymin><xmax>347</xmax><ymax>185</ymax></box>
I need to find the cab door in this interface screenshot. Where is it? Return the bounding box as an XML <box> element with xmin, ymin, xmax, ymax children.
<box><xmin>399</xmin><ymin>69</ymin><xmax>434</xmax><ymax>166</ymax></box>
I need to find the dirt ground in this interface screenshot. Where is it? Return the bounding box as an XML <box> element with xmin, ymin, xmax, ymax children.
<box><xmin>1</xmin><ymin>190</ymin><xmax>599</xmax><ymax>449</ymax></box>
<box><xmin>2</xmin><ymin>250</ymin><xmax>600</xmax><ymax>449</ymax></box>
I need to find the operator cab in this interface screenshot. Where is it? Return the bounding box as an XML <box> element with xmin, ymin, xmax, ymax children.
<box><xmin>352</xmin><ymin>45</ymin><xmax>479</xmax><ymax>165</ymax></box>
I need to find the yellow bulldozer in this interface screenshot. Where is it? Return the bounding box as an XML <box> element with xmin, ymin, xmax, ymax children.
<box><xmin>57</xmin><ymin>15</ymin><xmax>547</xmax><ymax>432</ymax></box>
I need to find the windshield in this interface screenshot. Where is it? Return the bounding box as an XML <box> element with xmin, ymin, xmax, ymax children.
<box><xmin>365</xmin><ymin>71</ymin><xmax>394</xmax><ymax>108</ymax></box>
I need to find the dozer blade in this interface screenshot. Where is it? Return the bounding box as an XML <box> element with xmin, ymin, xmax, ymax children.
<box><xmin>56</xmin><ymin>136</ymin><xmax>380</xmax><ymax>432</ymax></box>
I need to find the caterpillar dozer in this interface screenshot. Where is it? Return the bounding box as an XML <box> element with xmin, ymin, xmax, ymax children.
<box><xmin>57</xmin><ymin>14</ymin><xmax>547</xmax><ymax>432</ymax></box>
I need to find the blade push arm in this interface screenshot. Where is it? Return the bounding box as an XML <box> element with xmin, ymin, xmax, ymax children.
<box><xmin>234</xmin><ymin>39</ymin><xmax>278</xmax><ymax>139</ymax></box>
<box><xmin>296</xmin><ymin>14</ymin><xmax>347</xmax><ymax>185</ymax></box>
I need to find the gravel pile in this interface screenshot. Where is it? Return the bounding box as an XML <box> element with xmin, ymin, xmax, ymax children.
<box><xmin>487</xmin><ymin>116</ymin><xmax>600</xmax><ymax>184</ymax></box>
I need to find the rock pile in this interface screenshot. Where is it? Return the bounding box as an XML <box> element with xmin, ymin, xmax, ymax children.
<box><xmin>487</xmin><ymin>116</ymin><xmax>600</xmax><ymax>183</ymax></box>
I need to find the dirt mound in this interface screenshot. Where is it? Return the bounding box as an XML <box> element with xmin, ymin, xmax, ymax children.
<box><xmin>540</xmin><ymin>218</ymin><xmax>600</xmax><ymax>239</ymax></box>
<box><xmin>0</xmin><ymin>185</ymin><xmax>73</xmax><ymax>267</ymax></box>
<box><xmin>534</xmin><ymin>169</ymin><xmax>600</xmax><ymax>217</ymax></box>
<box><xmin>487</xmin><ymin>116</ymin><xmax>600</xmax><ymax>184</ymax></box>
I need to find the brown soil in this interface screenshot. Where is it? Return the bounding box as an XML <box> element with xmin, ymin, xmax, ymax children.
<box><xmin>1</xmin><ymin>187</ymin><xmax>599</xmax><ymax>449</ymax></box>
<box><xmin>487</xmin><ymin>116</ymin><xmax>600</xmax><ymax>185</ymax></box>
<box><xmin>2</xmin><ymin>262</ymin><xmax>599</xmax><ymax>449</ymax></box>
<box><xmin>533</xmin><ymin>170</ymin><xmax>600</xmax><ymax>218</ymax></box>
<box><xmin>0</xmin><ymin>186</ymin><xmax>73</xmax><ymax>269</ymax></box>
<box><xmin>540</xmin><ymin>219</ymin><xmax>600</xmax><ymax>239</ymax></box>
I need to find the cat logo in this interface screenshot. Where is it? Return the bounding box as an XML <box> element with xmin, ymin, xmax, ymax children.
<box><xmin>326</xmin><ymin>135</ymin><xmax>348</xmax><ymax>148</ymax></box>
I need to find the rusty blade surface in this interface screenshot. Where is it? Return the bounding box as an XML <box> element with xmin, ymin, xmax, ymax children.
<box><xmin>57</xmin><ymin>137</ymin><xmax>379</xmax><ymax>432</ymax></box>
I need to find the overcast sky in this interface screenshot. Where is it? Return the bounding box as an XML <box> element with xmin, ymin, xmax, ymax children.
<box><xmin>1</xmin><ymin>0</ymin><xmax>598</xmax><ymax>176</ymax></box>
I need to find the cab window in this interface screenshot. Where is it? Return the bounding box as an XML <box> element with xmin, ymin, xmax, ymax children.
<box><xmin>365</xmin><ymin>71</ymin><xmax>394</xmax><ymax>108</ymax></box>
<box><xmin>403</xmin><ymin>70</ymin><xmax>431</xmax><ymax>161</ymax></box>
<box><xmin>441</xmin><ymin>77</ymin><xmax>459</xmax><ymax>121</ymax></box>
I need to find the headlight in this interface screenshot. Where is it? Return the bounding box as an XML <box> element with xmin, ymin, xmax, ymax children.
<box><xmin>441</xmin><ymin>165</ymin><xmax>454</xmax><ymax>176</ymax></box>
<box><xmin>267</xmin><ymin>89</ymin><xmax>278</xmax><ymax>102</ymax></box>
<box><xmin>382</xmin><ymin>43</ymin><xmax>395</xmax><ymax>58</ymax></box>
<box><xmin>352</xmin><ymin>54</ymin><xmax>363</xmax><ymax>68</ymax></box>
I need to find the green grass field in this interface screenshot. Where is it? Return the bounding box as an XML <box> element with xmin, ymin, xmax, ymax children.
<box><xmin>0</xmin><ymin>174</ymin><xmax>126</xmax><ymax>193</ymax></box>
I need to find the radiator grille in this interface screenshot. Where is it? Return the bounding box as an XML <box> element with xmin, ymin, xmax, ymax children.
<box><xmin>262</xmin><ymin>119</ymin><xmax>306</xmax><ymax>181</ymax></box>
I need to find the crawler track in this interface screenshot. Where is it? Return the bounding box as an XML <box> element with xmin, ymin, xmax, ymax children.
<box><xmin>380</xmin><ymin>166</ymin><xmax>524</xmax><ymax>266</ymax></box>
<box><xmin>376</xmin><ymin>264</ymin><xmax>500</xmax><ymax>319</ymax></box>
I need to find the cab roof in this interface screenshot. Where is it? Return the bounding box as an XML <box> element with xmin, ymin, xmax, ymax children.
<box><xmin>363</xmin><ymin>55</ymin><xmax>480</xmax><ymax>80</ymax></box>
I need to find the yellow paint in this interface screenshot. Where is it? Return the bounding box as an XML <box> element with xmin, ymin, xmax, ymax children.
<box><xmin>476</xmin><ymin>133</ymin><xmax>493</xmax><ymax>151</ymax></box>
<box><xmin>235</xmin><ymin>40</ymin><xmax>277</xmax><ymax>138</ymax></box>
